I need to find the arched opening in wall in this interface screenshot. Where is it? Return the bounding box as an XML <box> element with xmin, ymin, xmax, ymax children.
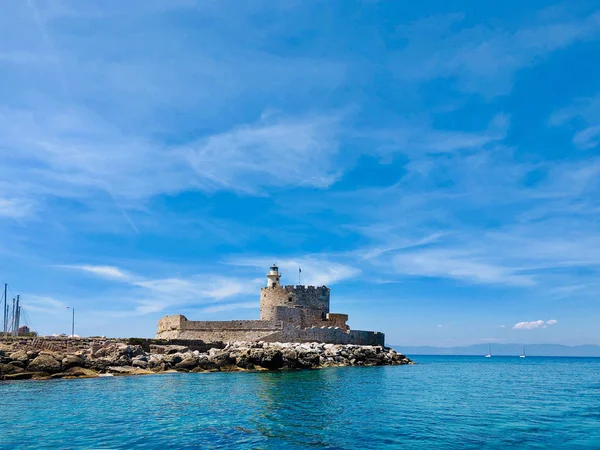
<box><xmin>288</xmin><ymin>295</ymin><xmax>293</xmax><ymax>302</ymax></box>
<box><xmin>321</xmin><ymin>312</ymin><xmax>326</xmax><ymax>320</ymax></box>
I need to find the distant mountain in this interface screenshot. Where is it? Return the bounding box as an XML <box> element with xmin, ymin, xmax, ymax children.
<box><xmin>392</xmin><ymin>343</ymin><xmax>600</xmax><ymax>357</ymax></box>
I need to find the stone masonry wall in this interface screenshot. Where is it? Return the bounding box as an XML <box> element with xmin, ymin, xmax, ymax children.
<box><xmin>326</xmin><ymin>313</ymin><xmax>349</xmax><ymax>331</ymax></box>
<box><xmin>156</xmin><ymin>315</ymin><xmax>283</xmax><ymax>342</ymax></box>
<box><xmin>262</xmin><ymin>324</ymin><xmax>385</xmax><ymax>346</ymax></box>
<box><xmin>260</xmin><ymin>285</ymin><xmax>330</xmax><ymax>324</ymax></box>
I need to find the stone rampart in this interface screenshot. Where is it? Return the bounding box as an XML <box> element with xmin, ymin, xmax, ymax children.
<box><xmin>156</xmin><ymin>315</ymin><xmax>283</xmax><ymax>342</ymax></box>
<box><xmin>262</xmin><ymin>325</ymin><xmax>385</xmax><ymax>346</ymax></box>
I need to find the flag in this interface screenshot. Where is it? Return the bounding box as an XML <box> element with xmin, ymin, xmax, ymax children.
<box><xmin>299</xmin><ymin>267</ymin><xmax>301</xmax><ymax>273</ymax></box>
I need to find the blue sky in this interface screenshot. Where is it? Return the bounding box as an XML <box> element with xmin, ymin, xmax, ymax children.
<box><xmin>1</xmin><ymin>1</ymin><xmax>600</xmax><ymax>345</ymax></box>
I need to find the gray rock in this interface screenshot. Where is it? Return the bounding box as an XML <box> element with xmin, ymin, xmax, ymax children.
<box><xmin>174</xmin><ymin>358</ymin><xmax>198</xmax><ymax>371</ymax></box>
<box><xmin>132</xmin><ymin>359</ymin><xmax>148</xmax><ymax>369</ymax></box>
<box><xmin>27</xmin><ymin>354</ymin><xmax>61</xmax><ymax>374</ymax></box>
<box><xmin>62</xmin><ymin>355</ymin><xmax>85</xmax><ymax>370</ymax></box>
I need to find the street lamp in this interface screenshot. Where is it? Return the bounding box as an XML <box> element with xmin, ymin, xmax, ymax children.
<box><xmin>66</xmin><ymin>307</ymin><xmax>75</xmax><ymax>337</ymax></box>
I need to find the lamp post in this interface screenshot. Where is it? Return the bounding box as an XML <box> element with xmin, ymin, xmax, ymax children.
<box><xmin>66</xmin><ymin>306</ymin><xmax>75</xmax><ymax>337</ymax></box>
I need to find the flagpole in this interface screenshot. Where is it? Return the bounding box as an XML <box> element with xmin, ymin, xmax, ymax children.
<box><xmin>298</xmin><ymin>267</ymin><xmax>301</xmax><ymax>285</ymax></box>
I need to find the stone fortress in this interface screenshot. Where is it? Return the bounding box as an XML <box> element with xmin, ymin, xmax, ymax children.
<box><xmin>157</xmin><ymin>265</ymin><xmax>385</xmax><ymax>346</ymax></box>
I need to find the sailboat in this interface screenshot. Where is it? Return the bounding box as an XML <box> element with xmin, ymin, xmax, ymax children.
<box><xmin>520</xmin><ymin>345</ymin><xmax>526</xmax><ymax>358</ymax></box>
<box><xmin>485</xmin><ymin>343</ymin><xmax>492</xmax><ymax>358</ymax></box>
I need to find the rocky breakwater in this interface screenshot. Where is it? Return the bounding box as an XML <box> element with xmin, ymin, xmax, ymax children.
<box><xmin>0</xmin><ymin>341</ymin><xmax>412</xmax><ymax>380</ymax></box>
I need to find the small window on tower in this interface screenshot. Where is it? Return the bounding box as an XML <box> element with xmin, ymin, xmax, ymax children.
<box><xmin>288</xmin><ymin>296</ymin><xmax>293</xmax><ymax>302</ymax></box>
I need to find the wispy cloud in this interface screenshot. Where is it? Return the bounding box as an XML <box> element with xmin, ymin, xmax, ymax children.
<box><xmin>549</xmin><ymin>93</ymin><xmax>600</xmax><ymax>149</ymax></box>
<box><xmin>21</xmin><ymin>295</ymin><xmax>69</xmax><ymax>315</ymax></box>
<box><xmin>394</xmin><ymin>10</ymin><xmax>600</xmax><ymax>96</ymax></box>
<box><xmin>391</xmin><ymin>249</ymin><xmax>534</xmax><ymax>286</ymax></box>
<box><xmin>228</xmin><ymin>256</ymin><xmax>360</xmax><ymax>286</ymax></box>
<box><xmin>57</xmin><ymin>265</ymin><xmax>133</xmax><ymax>281</ymax></box>
<box><xmin>182</xmin><ymin>113</ymin><xmax>344</xmax><ymax>194</ymax></box>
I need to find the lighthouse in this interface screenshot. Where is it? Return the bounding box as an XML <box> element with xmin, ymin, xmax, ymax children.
<box><xmin>266</xmin><ymin>264</ymin><xmax>281</xmax><ymax>288</ymax></box>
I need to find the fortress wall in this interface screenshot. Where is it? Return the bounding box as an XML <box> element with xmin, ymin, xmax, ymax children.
<box><xmin>261</xmin><ymin>324</ymin><xmax>384</xmax><ymax>345</ymax></box>
<box><xmin>261</xmin><ymin>325</ymin><xmax>385</xmax><ymax>345</ymax></box>
<box><xmin>260</xmin><ymin>285</ymin><xmax>330</xmax><ymax>322</ymax></box>
<box><xmin>260</xmin><ymin>286</ymin><xmax>290</xmax><ymax>321</ymax></box>
<box><xmin>287</xmin><ymin>285</ymin><xmax>330</xmax><ymax>312</ymax></box>
<box><xmin>156</xmin><ymin>318</ymin><xmax>283</xmax><ymax>342</ymax></box>
<box><xmin>160</xmin><ymin>328</ymin><xmax>281</xmax><ymax>342</ymax></box>
<box><xmin>348</xmin><ymin>330</ymin><xmax>385</xmax><ymax>346</ymax></box>
<box><xmin>182</xmin><ymin>319</ymin><xmax>281</xmax><ymax>331</ymax></box>
<box><xmin>327</xmin><ymin>313</ymin><xmax>349</xmax><ymax>331</ymax></box>
<box><xmin>272</xmin><ymin>306</ymin><xmax>304</xmax><ymax>326</ymax></box>
<box><xmin>157</xmin><ymin>315</ymin><xmax>185</xmax><ymax>334</ymax></box>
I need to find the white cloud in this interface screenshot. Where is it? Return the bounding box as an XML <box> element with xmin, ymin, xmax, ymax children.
<box><xmin>20</xmin><ymin>295</ymin><xmax>68</xmax><ymax>315</ymax></box>
<box><xmin>549</xmin><ymin>93</ymin><xmax>600</xmax><ymax>149</ymax></box>
<box><xmin>229</xmin><ymin>256</ymin><xmax>360</xmax><ymax>286</ymax></box>
<box><xmin>513</xmin><ymin>319</ymin><xmax>558</xmax><ymax>330</ymax></box>
<box><xmin>58</xmin><ymin>265</ymin><xmax>132</xmax><ymax>281</ymax></box>
<box><xmin>182</xmin><ymin>113</ymin><xmax>343</xmax><ymax>194</ymax></box>
<box><xmin>394</xmin><ymin>10</ymin><xmax>600</xmax><ymax>96</ymax></box>
<box><xmin>391</xmin><ymin>249</ymin><xmax>534</xmax><ymax>286</ymax></box>
<box><xmin>513</xmin><ymin>320</ymin><xmax>545</xmax><ymax>330</ymax></box>
<box><xmin>134</xmin><ymin>276</ymin><xmax>258</xmax><ymax>301</ymax></box>
<box><xmin>0</xmin><ymin>196</ymin><xmax>36</xmax><ymax>219</ymax></box>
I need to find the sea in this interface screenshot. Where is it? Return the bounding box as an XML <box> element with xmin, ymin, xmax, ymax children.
<box><xmin>1</xmin><ymin>355</ymin><xmax>599</xmax><ymax>449</ymax></box>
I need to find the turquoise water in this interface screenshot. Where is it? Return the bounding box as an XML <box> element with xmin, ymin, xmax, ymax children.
<box><xmin>1</xmin><ymin>356</ymin><xmax>600</xmax><ymax>449</ymax></box>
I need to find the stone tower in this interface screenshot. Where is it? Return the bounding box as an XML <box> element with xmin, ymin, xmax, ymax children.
<box><xmin>266</xmin><ymin>264</ymin><xmax>281</xmax><ymax>288</ymax></box>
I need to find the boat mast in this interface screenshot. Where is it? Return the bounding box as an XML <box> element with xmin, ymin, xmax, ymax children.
<box><xmin>15</xmin><ymin>295</ymin><xmax>20</xmax><ymax>335</ymax></box>
<box><xmin>2</xmin><ymin>283</ymin><xmax>6</xmax><ymax>337</ymax></box>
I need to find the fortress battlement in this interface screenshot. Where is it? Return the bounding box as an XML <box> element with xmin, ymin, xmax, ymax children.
<box><xmin>157</xmin><ymin>264</ymin><xmax>384</xmax><ymax>346</ymax></box>
<box><xmin>260</xmin><ymin>285</ymin><xmax>329</xmax><ymax>293</ymax></box>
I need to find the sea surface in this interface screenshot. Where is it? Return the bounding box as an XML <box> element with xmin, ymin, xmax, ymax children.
<box><xmin>1</xmin><ymin>355</ymin><xmax>599</xmax><ymax>449</ymax></box>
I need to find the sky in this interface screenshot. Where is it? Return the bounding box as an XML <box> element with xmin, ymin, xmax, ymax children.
<box><xmin>1</xmin><ymin>0</ymin><xmax>600</xmax><ymax>346</ymax></box>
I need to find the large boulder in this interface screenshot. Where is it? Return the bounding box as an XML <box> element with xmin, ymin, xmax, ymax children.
<box><xmin>174</xmin><ymin>358</ymin><xmax>198</xmax><ymax>371</ymax></box>
<box><xmin>62</xmin><ymin>355</ymin><xmax>85</xmax><ymax>370</ymax></box>
<box><xmin>9</xmin><ymin>350</ymin><xmax>29</xmax><ymax>364</ymax></box>
<box><xmin>0</xmin><ymin>363</ymin><xmax>24</xmax><ymax>375</ymax></box>
<box><xmin>150</xmin><ymin>345</ymin><xmax>189</xmax><ymax>355</ymax></box>
<box><xmin>27</xmin><ymin>354</ymin><xmax>61</xmax><ymax>374</ymax></box>
<box><xmin>132</xmin><ymin>358</ymin><xmax>149</xmax><ymax>369</ymax></box>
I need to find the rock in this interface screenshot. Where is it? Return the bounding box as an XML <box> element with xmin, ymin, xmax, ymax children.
<box><xmin>132</xmin><ymin>359</ymin><xmax>149</xmax><ymax>369</ymax></box>
<box><xmin>196</xmin><ymin>359</ymin><xmax>218</xmax><ymax>371</ymax></box>
<box><xmin>66</xmin><ymin>367</ymin><xmax>98</xmax><ymax>378</ymax></box>
<box><xmin>255</xmin><ymin>348</ymin><xmax>284</xmax><ymax>370</ymax></box>
<box><xmin>174</xmin><ymin>358</ymin><xmax>198</xmax><ymax>371</ymax></box>
<box><xmin>4</xmin><ymin>372</ymin><xmax>37</xmax><ymax>380</ymax></box>
<box><xmin>150</xmin><ymin>345</ymin><xmax>188</xmax><ymax>355</ymax></box>
<box><xmin>27</xmin><ymin>355</ymin><xmax>61</xmax><ymax>374</ymax></box>
<box><xmin>129</xmin><ymin>345</ymin><xmax>145</xmax><ymax>357</ymax></box>
<box><xmin>297</xmin><ymin>351</ymin><xmax>320</xmax><ymax>368</ymax></box>
<box><xmin>107</xmin><ymin>366</ymin><xmax>136</xmax><ymax>374</ymax></box>
<box><xmin>62</xmin><ymin>355</ymin><xmax>85</xmax><ymax>370</ymax></box>
<box><xmin>85</xmin><ymin>357</ymin><xmax>113</xmax><ymax>372</ymax></box>
<box><xmin>107</xmin><ymin>366</ymin><xmax>153</xmax><ymax>375</ymax></box>
<box><xmin>0</xmin><ymin>363</ymin><xmax>24</xmax><ymax>375</ymax></box>
<box><xmin>163</xmin><ymin>353</ymin><xmax>184</xmax><ymax>366</ymax></box>
<box><xmin>8</xmin><ymin>360</ymin><xmax>26</xmax><ymax>369</ymax></box>
<box><xmin>9</xmin><ymin>350</ymin><xmax>29</xmax><ymax>363</ymax></box>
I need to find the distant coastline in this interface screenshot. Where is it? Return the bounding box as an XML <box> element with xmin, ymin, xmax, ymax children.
<box><xmin>393</xmin><ymin>343</ymin><xmax>600</xmax><ymax>357</ymax></box>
